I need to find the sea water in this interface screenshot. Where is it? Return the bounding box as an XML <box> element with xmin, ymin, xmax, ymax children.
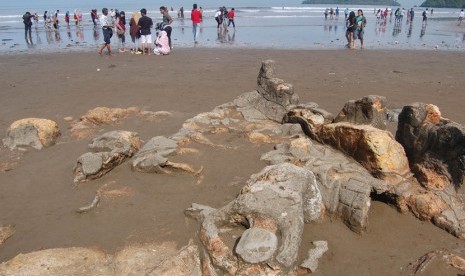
<box><xmin>1</xmin><ymin>0</ymin><xmax>464</xmax><ymax>53</ymax></box>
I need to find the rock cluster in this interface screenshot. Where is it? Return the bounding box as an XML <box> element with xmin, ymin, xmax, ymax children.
<box><xmin>73</xmin><ymin>130</ymin><xmax>140</xmax><ymax>182</ymax></box>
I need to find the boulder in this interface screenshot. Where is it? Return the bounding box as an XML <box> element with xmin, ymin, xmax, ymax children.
<box><xmin>3</xmin><ymin>118</ymin><xmax>60</xmax><ymax>150</ymax></box>
<box><xmin>80</xmin><ymin>106</ymin><xmax>140</xmax><ymax>125</ymax></box>
<box><xmin>314</xmin><ymin>122</ymin><xmax>411</xmax><ymax>184</ymax></box>
<box><xmin>235</xmin><ymin>228</ymin><xmax>278</xmax><ymax>263</ymax></box>
<box><xmin>74</xmin><ymin>130</ymin><xmax>140</xmax><ymax>182</ymax></box>
<box><xmin>396</xmin><ymin>103</ymin><xmax>465</xmax><ymax>190</ymax></box>
<box><xmin>333</xmin><ymin>95</ymin><xmax>388</xmax><ymax>130</ymax></box>
<box><xmin>283</xmin><ymin>106</ymin><xmax>333</xmax><ymax>139</ymax></box>
<box><xmin>408</xmin><ymin>250</ymin><xmax>465</xmax><ymax>275</ymax></box>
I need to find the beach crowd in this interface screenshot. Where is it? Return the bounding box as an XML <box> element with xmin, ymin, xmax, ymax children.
<box><xmin>22</xmin><ymin>4</ymin><xmax>237</xmax><ymax>56</ymax></box>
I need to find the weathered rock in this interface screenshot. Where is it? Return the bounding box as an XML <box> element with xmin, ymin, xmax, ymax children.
<box><xmin>149</xmin><ymin>243</ymin><xmax>202</xmax><ymax>276</ymax></box>
<box><xmin>407</xmin><ymin>192</ymin><xmax>448</xmax><ymax>220</ymax></box>
<box><xmin>314</xmin><ymin>122</ymin><xmax>411</xmax><ymax>184</ymax></box>
<box><xmin>3</xmin><ymin>118</ymin><xmax>60</xmax><ymax>150</ymax></box>
<box><xmin>0</xmin><ymin>243</ymin><xmax>202</xmax><ymax>276</ymax></box>
<box><xmin>74</xmin><ymin>130</ymin><xmax>140</xmax><ymax>182</ymax></box>
<box><xmin>261</xmin><ymin>136</ymin><xmax>389</xmax><ymax>233</ymax></box>
<box><xmin>0</xmin><ymin>247</ymin><xmax>113</xmax><ymax>275</ymax></box>
<box><xmin>333</xmin><ymin>95</ymin><xmax>388</xmax><ymax>130</ymax></box>
<box><xmin>283</xmin><ymin>107</ymin><xmax>333</xmax><ymax>139</ymax></box>
<box><xmin>235</xmin><ymin>228</ymin><xmax>278</xmax><ymax>263</ymax></box>
<box><xmin>300</xmin><ymin>240</ymin><xmax>328</xmax><ymax>273</ymax></box>
<box><xmin>80</xmin><ymin>106</ymin><xmax>140</xmax><ymax>125</ymax></box>
<box><xmin>0</xmin><ymin>224</ymin><xmax>15</xmax><ymax>245</ymax></box>
<box><xmin>186</xmin><ymin>163</ymin><xmax>324</xmax><ymax>273</ymax></box>
<box><xmin>234</xmin><ymin>60</ymin><xmax>299</xmax><ymax>123</ymax></box>
<box><xmin>408</xmin><ymin>250</ymin><xmax>465</xmax><ymax>275</ymax></box>
<box><xmin>396</xmin><ymin>103</ymin><xmax>465</xmax><ymax>190</ymax></box>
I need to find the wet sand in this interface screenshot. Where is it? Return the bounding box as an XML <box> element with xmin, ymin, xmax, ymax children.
<box><xmin>1</xmin><ymin>49</ymin><xmax>465</xmax><ymax>274</ymax></box>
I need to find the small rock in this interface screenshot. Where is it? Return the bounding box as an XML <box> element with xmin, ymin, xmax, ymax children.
<box><xmin>235</xmin><ymin>228</ymin><xmax>278</xmax><ymax>263</ymax></box>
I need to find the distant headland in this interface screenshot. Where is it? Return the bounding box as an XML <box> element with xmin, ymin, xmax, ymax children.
<box><xmin>420</xmin><ymin>0</ymin><xmax>465</xmax><ymax>8</ymax></box>
<box><xmin>302</xmin><ymin>0</ymin><xmax>400</xmax><ymax>6</ymax></box>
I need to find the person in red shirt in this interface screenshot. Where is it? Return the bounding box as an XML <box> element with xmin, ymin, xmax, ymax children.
<box><xmin>227</xmin><ymin>8</ymin><xmax>235</xmax><ymax>29</ymax></box>
<box><xmin>191</xmin><ymin>3</ymin><xmax>201</xmax><ymax>43</ymax></box>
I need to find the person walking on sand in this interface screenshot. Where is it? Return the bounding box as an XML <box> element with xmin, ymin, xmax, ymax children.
<box><xmin>160</xmin><ymin>6</ymin><xmax>173</xmax><ymax>49</ymax></box>
<box><xmin>227</xmin><ymin>8</ymin><xmax>236</xmax><ymax>30</ymax></box>
<box><xmin>116</xmin><ymin>11</ymin><xmax>127</xmax><ymax>52</ymax></box>
<box><xmin>353</xmin><ymin>9</ymin><xmax>366</xmax><ymax>49</ymax></box>
<box><xmin>138</xmin><ymin>8</ymin><xmax>153</xmax><ymax>55</ymax></box>
<box><xmin>191</xmin><ymin>4</ymin><xmax>201</xmax><ymax>44</ymax></box>
<box><xmin>129</xmin><ymin>11</ymin><xmax>141</xmax><ymax>54</ymax></box>
<box><xmin>98</xmin><ymin>8</ymin><xmax>114</xmax><ymax>56</ymax></box>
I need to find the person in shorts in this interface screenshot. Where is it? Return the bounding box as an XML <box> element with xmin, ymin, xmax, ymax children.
<box><xmin>353</xmin><ymin>9</ymin><xmax>366</xmax><ymax>49</ymax></box>
<box><xmin>98</xmin><ymin>8</ymin><xmax>114</xmax><ymax>56</ymax></box>
<box><xmin>138</xmin><ymin>8</ymin><xmax>153</xmax><ymax>55</ymax></box>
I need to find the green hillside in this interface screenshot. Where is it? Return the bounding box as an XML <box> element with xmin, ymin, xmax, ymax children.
<box><xmin>420</xmin><ymin>0</ymin><xmax>465</xmax><ymax>8</ymax></box>
<box><xmin>302</xmin><ymin>0</ymin><xmax>400</xmax><ymax>6</ymax></box>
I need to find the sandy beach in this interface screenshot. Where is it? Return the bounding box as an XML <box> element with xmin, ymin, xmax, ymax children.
<box><xmin>1</xmin><ymin>49</ymin><xmax>465</xmax><ymax>275</ymax></box>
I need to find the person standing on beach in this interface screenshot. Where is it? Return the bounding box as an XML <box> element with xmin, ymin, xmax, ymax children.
<box><xmin>129</xmin><ymin>12</ymin><xmax>141</xmax><ymax>54</ymax></box>
<box><xmin>74</xmin><ymin>10</ymin><xmax>78</xmax><ymax>26</ymax></box>
<box><xmin>160</xmin><ymin>6</ymin><xmax>173</xmax><ymax>49</ymax></box>
<box><xmin>410</xmin><ymin>8</ymin><xmax>415</xmax><ymax>21</ymax></box>
<box><xmin>422</xmin><ymin>9</ymin><xmax>428</xmax><ymax>24</ymax></box>
<box><xmin>353</xmin><ymin>9</ymin><xmax>366</xmax><ymax>49</ymax></box>
<box><xmin>215</xmin><ymin>8</ymin><xmax>222</xmax><ymax>29</ymax></box>
<box><xmin>191</xmin><ymin>4</ymin><xmax>201</xmax><ymax>44</ymax></box>
<box><xmin>138</xmin><ymin>8</ymin><xmax>153</xmax><ymax>55</ymax></box>
<box><xmin>344</xmin><ymin>8</ymin><xmax>349</xmax><ymax>20</ymax></box>
<box><xmin>65</xmin><ymin>11</ymin><xmax>70</xmax><ymax>27</ymax></box>
<box><xmin>459</xmin><ymin>9</ymin><xmax>464</xmax><ymax>25</ymax></box>
<box><xmin>98</xmin><ymin>8</ymin><xmax>114</xmax><ymax>56</ymax></box>
<box><xmin>180</xmin><ymin>7</ymin><xmax>184</xmax><ymax>19</ymax></box>
<box><xmin>23</xmin><ymin>12</ymin><xmax>33</xmax><ymax>44</ymax></box>
<box><xmin>43</xmin><ymin>11</ymin><xmax>47</xmax><ymax>24</ymax></box>
<box><xmin>345</xmin><ymin>11</ymin><xmax>355</xmax><ymax>48</ymax></box>
<box><xmin>116</xmin><ymin>11</ymin><xmax>127</xmax><ymax>53</ymax></box>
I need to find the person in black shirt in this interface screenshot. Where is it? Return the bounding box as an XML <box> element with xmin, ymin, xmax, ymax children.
<box><xmin>138</xmin><ymin>8</ymin><xmax>153</xmax><ymax>55</ymax></box>
<box><xmin>23</xmin><ymin>12</ymin><xmax>33</xmax><ymax>44</ymax></box>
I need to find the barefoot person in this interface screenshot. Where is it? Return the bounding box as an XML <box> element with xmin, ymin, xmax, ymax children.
<box><xmin>191</xmin><ymin>4</ymin><xmax>201</xmax><ymax>43</ymax></box>
<box><xmin>353</xmin><ymin>9</ymin><xmax>366</xmax><ymax>49</ymax></box>
<box><xmin>138</xmin><ymin>8</ymin><xmax>153</xmax><ymax>55</ymax></box>
<box><xmin>98</xmin><ymin>8</ymin><xmax>114</xmax><ymax>56</ymax></box>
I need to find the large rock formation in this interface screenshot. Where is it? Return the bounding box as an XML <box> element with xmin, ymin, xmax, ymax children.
<box><xmin>333</xmin><ymin>95</ymin><xmax>388</xmax><ymax>130</ymax></box>
<box><xmin>73</xmin><ymin>130</ymin><xmax>140</xmax><ymax>182</ymax></box>
<box><xmin>3</xmin><ymin>118</ymin><xmax>60</xmax><ymax>150</ymax></box>
<box><xmin>396</xmin><ymin>103</ymin><xmax>465</xmax><ymax>190</ymax></box>
<box><xmin>185</xmin><ymin>163</ymin><xmax>324</xmax><ymax>274</ymax></box>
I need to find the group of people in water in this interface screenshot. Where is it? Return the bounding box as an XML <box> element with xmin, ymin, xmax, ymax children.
<box><xmin>23</xmin><ymin>5</ymin><xmax>237</xmax><ymax>55</ymax></box>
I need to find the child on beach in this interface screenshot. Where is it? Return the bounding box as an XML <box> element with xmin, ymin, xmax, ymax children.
<box><xmin>153</xmin><ymin>23</ymin><xmax>170</xmax><ymax>55</ymax></box>
<box><xmin>98</xmin><ymin>8</ymin><xmax>114</xmax><ymax>56</ymax></box>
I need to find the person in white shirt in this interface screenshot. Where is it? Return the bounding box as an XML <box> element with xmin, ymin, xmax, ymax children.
<box><xmin>98</xmin><ymin>8</ymin><xmax>114</xmax><ymax>56</ymax></box>
<box><xmin>214</xmin><ymin>8</ymin><xmax>222</xmax><ymax>29</ymax></box>
<box><xmin>459</xmin><ymin>9</ymin><xmax>464</xmax><ymax>25</ymax></box>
